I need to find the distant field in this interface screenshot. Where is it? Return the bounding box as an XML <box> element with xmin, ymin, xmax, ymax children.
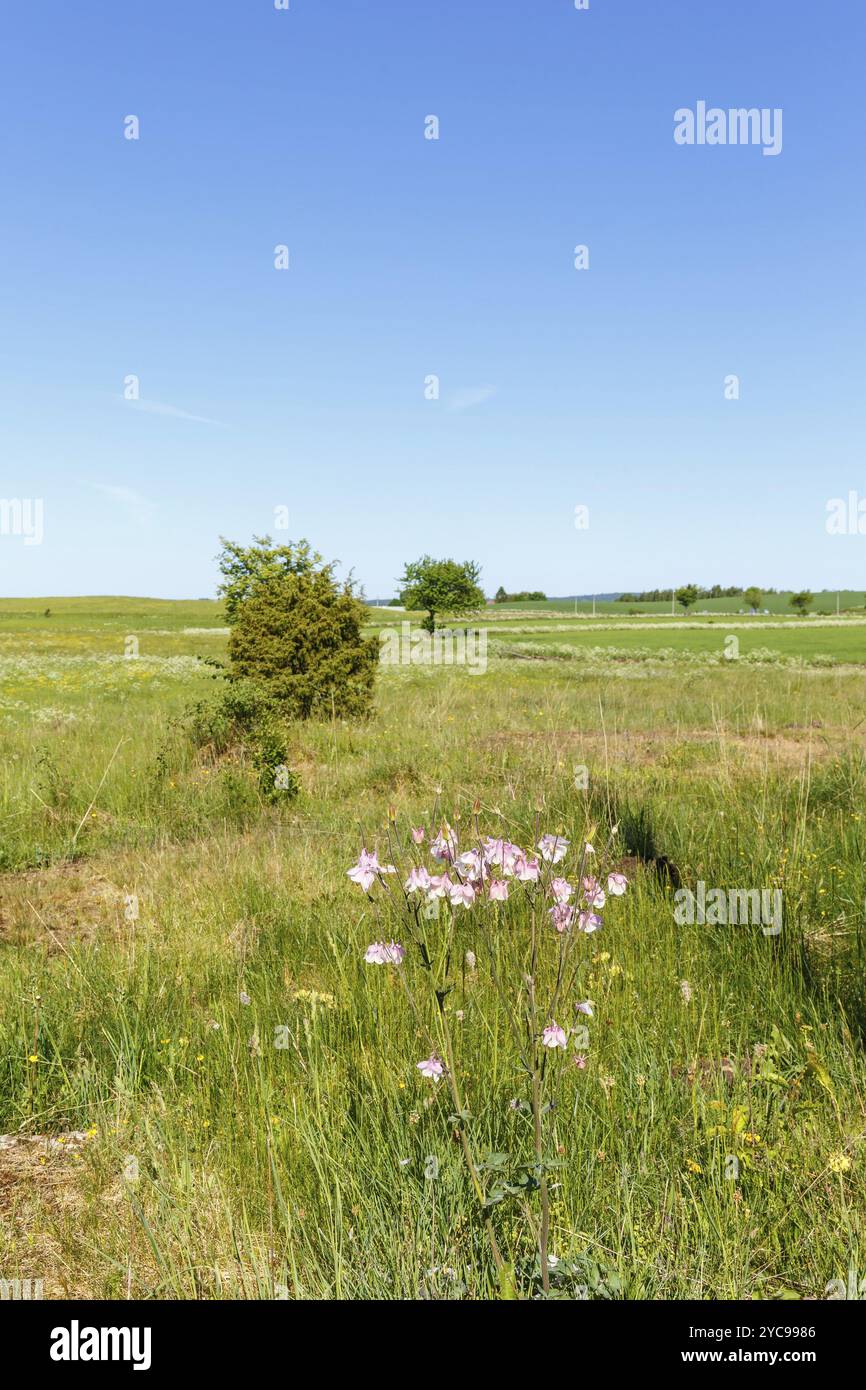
<box><xmin>485</xmin><ymin>591</ymin><xmax>865</xmax><ymax>616</ymax></box>
<box><xmin>367</xmin><ymin>605</ymin><xmax>866</xmax><ymax>666</ymax></box>
<box><xmin>0</xmin><ymin>595</ymin><xmax>225</xmax><ymax>635</ymax></box>
<box><xmin>487</xmin><ymin>620</ymin><xmax>866</xmax><ymax>665</ymax></box>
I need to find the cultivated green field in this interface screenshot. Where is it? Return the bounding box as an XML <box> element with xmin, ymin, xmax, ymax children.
<box><xmin>482</xmin><ymin>591</ymin><xmax>865</xmax><ymax>617</ymax></box>
<box><xmin>2</xmin><ymin>597</ymin><xmax>866</xmax><ymax>1299</ymax></box>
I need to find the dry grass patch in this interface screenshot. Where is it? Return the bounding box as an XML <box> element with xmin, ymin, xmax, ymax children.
<box><xmin>0</xmin><ymin>861</ymin><xmax>127</xmax><ymax>948</ymax></box>
<box><xmin>0</xmin><ymin>1131</ymin><xmax>96</xmax><ymax>1298</ymax></box>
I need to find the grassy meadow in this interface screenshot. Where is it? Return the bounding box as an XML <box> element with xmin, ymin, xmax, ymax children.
<box><xmin>2</xmin><ymin>596</ymin><xmax>866</xmax><ymax>1299</ymax></box>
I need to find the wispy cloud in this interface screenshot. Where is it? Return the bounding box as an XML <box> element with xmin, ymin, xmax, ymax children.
<box><xmin>123</xmin><ymin>398</ymin><xmax>227</xmax><ymax>427</ymax></box>
<box><xmin>83</xmin><ymin>482</ymin><xmax>158</xmax><ymax>517</ymax></box>
<box><xmin>445</xmin><ymin>385</ymin><xmax>497</xmax><ymax>413</ymax></box>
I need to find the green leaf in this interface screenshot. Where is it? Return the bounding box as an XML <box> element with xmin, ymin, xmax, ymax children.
<box><xmin>478</xmin><ymin>1151</ymin><xmax>509</xmax><ymax>1171</ymax></box>
<box><xmin>805</xmin><ymin>1051</ymin><xmax>835</xmax><ymax>1098</ymax></box>
<box><xmin>497</xmin><ymin>1263</ymin><xmax>519</xmax><ymax>1300</ymax></box>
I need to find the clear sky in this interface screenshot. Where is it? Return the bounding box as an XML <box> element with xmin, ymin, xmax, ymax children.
<box><xmin>1</xmin><ymin>0</ymin><xmax>864</xmax><ymax>599</ymax></box>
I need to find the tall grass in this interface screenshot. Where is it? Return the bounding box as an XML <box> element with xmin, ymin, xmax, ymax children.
<box><xmin>1</xmin><ymin>614</ymin><xmax>865</xmax><ymax>1298</ymax></box>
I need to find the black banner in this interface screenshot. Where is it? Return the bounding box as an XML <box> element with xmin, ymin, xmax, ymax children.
<box><xmin>4</xmin><ymin>1297</ymin><xmax>860</xmax><ymax>1375</ymax></box>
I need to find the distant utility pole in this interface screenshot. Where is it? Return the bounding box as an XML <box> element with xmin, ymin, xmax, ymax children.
<box><xmin>671</xmin><ymin>589</ymin><xmax>675</xmax><ymax>616</ymax></box>
<box><xmin>592</xmin><ymin>594</ymin><xmax>596</xmax><ymax>618</ymax></box>
<box><xmin>837</xmin><ymin>591</ymin><xmax>840</xmax><ymax>614</ymax></box>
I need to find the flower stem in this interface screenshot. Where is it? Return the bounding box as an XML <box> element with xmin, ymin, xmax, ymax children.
<box><xmin>435</xmin><ymin>992</ymin><xmax>506</xmax><ymax>1275</ymax></box>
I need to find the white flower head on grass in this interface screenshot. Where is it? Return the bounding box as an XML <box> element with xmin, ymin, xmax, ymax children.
<box><xmin>404</xmin><ymin>865</ymin><xmax>431</xmax><ymax>894</ymax></box>
<box><xmin>576</xmin><ymin>1000</ymin><xmax>594</xmax><ymax>1017</ymax></box>
<box><xmin>582</xmin><ymin>876</ymin><xmax>606</xmax><ymax>909</ymax></box>
<box><xmin>457</xmin><ymin>848</ymin><xmax>483</xmax><ymax>877</ymax></box>
<box><xmin>541</xmin><ymin>1022</ymin><xmax>568</xmax><ymax>1050</ymax></box>
<box><xmin>449</xmin><ymin>880</ymin><xmax>476</xmax><ymax>909</ymax></box>
<box><xmin>430</xmin><ymin>823</ymin><xmax>458</xmax><ymax>863</ymax></box>
<box><xmin>364</xmin><ymin>941</ymin><xmax>405</xmax><ymax>965</ymax></box>
<box><xmin>347</xmin><ymin>848</ymin><xmax>396</xmax><ymax>892</ymax></box>
<box><xmin>482</xmin><ymin>836</ymin><xmax>511</xmax><ymax>868</ymax></box>
<box><xmin>538</xmin><ymin>834</ymin><xmax>569</xmax><ymax>864</ymax></box>
<box><xmin>417</xmin><ymin>1054</ymin><xmax>445</xmax><ymax>1081</ymax></box>
<box><xmin>550</xmin><ymin>877</ymin><xmax>573</xmax><ymax>904</ymax></box>
<box><xmin>549</xmin><ymin>904</ymin><xmax>575</xmax><ymax>933</ymax></box>
<box><xmin>425</xmin><ymin>873</ymin><xmax>452</xmax><ymax>901</ymax></box>
<box><xmin>513</xmin><ymin>853</ymin><xmax>540</xmax><ymax>882</ymax></box>
<box><xmin>607</xmin><ymin>872</ymin><xmax>628</xmax><ymax>896</ymax></box>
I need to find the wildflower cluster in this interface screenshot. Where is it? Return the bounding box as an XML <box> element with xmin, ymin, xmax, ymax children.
<box><xmin>346</xmin><ymin>807</ymin><xmax>629</xmax><ymax>1294</ymax></box>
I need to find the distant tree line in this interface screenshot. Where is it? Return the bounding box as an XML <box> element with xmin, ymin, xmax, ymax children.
<box><xmin>620</xmin><ymin>585</ymin><xmax>822</xmax><ymax>615</ymax></box>
<box><xmin>618</xmin><ymin>585</ymin><xmax>774</xmax><ymax>603</ymax></box>
<box><xmin>493</xmin><ymin>586</ymin><xmax>547</xmax><ymax>603</ymax></box>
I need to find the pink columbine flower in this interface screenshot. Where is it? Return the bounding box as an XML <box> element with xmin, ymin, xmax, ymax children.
<box><xmin>505</xmin><ymin>847</ymin><xmax>522</xmax><ymax>875</ymax></box>
<box><xmin>550</xmin><ymin>877</ymin><xmax>573</xmax><ymax>905</ymax></box>
<box><xmin>483</xmin><ymin>838</ymin><xmax>522</xmax><ymax>874</ymax></box>
<box><xmin>404</xmin><ymin>865</ymin><xmax>431</xmax><ymax>894</ymax></box>
<box><xmin>488</xmin><ymin>878</ymin><xmax>509</xmax><ymax>902</ymax></box>
<box><xmin>502</xmin><ymin>843</ymin><xmax>522</xmax><ymax>876</ymax></box>
<box><xmin>411</xmin><ymin>826</ymin><xmax>426</xmax><ymax>844</ymax></box>
<box><xmin>513</xmin><ymin>853</ymin><xmax>540</xmax><ymax>883</ymax></box>
<box><xmin>582</xmin><ymin>876</ymin><xmax>606</xmax><ymax>909</ymax></box>
<box><xmin>576</xmin><ymin>1000</ymin><xmax>594</xmax><ymax>1016</ymax></box>
<box><xmin>573</xmin><ymin>1053</ymin><xmax>588</xmax><ymax>1070</ymax></box>
<box><xmin>430</xmin><ymin>824</ymin><xmax>458</xmax><ymax>862</ymax></box>
<box><xmin>347</xmin><ymin>849</ymin><xmax>395</xmax><ymax>892</ymax></box>
<box><xmin>578</xmin><ymin>910</ymin><xmax>603</xmax><ymax>934</ymax></box>
<box><xmin>549</xmin><ymin>903</ymin><xmax>575</xmax><ymax>933</ymax></box>
<box><xmin>449</xmin><ymin>880</ymin><xmax>476</xmax><ymax>909</ymax></box>
<box><xmin>481</xmin><ymin>837</ymin><xmax>508</xmax><ymax>866</ymax></box>
<box><xmin>457</xmin><ymin>849</ymin><xmax>483</xmax><ymax>877</ymax></box>
<box><xmin>425</xmin><ymin>873</ymin><xmax>452</xmax><ymax>901</ymax></box>
<box><xmin>417</xmin><ymin>1054</ymin><xmax>445</xmax><ymax>1081</ymax></box>
<box><xmin>541</xmin><ymin>1022</ymin><xmax>568</xmax><ymax>1050</ymax></box>
<box><xmin>538</xmin><ymin>834</ymin><xmax>569</xmax><ymax>864</ymax></box>
<box><xmin>364</xmin><ymin>941</ymin><xmax>405</xmax><ymax>965</ymax></box>
<box><xmin>607</xmin><ymin>872</ymin><xmax>628</xmax><ymax>896</ymax></box>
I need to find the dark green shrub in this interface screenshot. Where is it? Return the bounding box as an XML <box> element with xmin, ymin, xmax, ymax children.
<box><xmin>185</xmin><ymin>679</ymin><xmax>267</xmax><ymax>754</ymax></box>
<box><xmin>224</xmin><ymin>545</ymin><xmax>377</xmax><ymax>721</ymax></box>
<box><xmin>250</xmin><ymin>721</ymin><xmax>300</xmax><ymax>803</ymax></box>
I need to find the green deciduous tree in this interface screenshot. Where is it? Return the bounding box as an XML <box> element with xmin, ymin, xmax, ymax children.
<box><xmin>398</xmin><ymin>556</ymin><xmax>485</xmax><ymax>634</ymax></box>
<box><xmin>744</xmin><ymin>586</ymin><xmax>762</xmax><ymax>612</ymax></box>
<box><xmin>675</xmin><ymin>584</ymin><xmax>699</xmax><ymax>612</ymax></box>
<box><xmin>789</xmin><ymin>590</ymin><xmax>813</xmax><ymax>616</ymax></box>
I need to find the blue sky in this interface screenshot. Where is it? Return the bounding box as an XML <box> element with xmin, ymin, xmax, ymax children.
<box><xmin>1</xmin><ymin>0</ymin><xmax>864</xmax><ymax>599</ymax></box>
